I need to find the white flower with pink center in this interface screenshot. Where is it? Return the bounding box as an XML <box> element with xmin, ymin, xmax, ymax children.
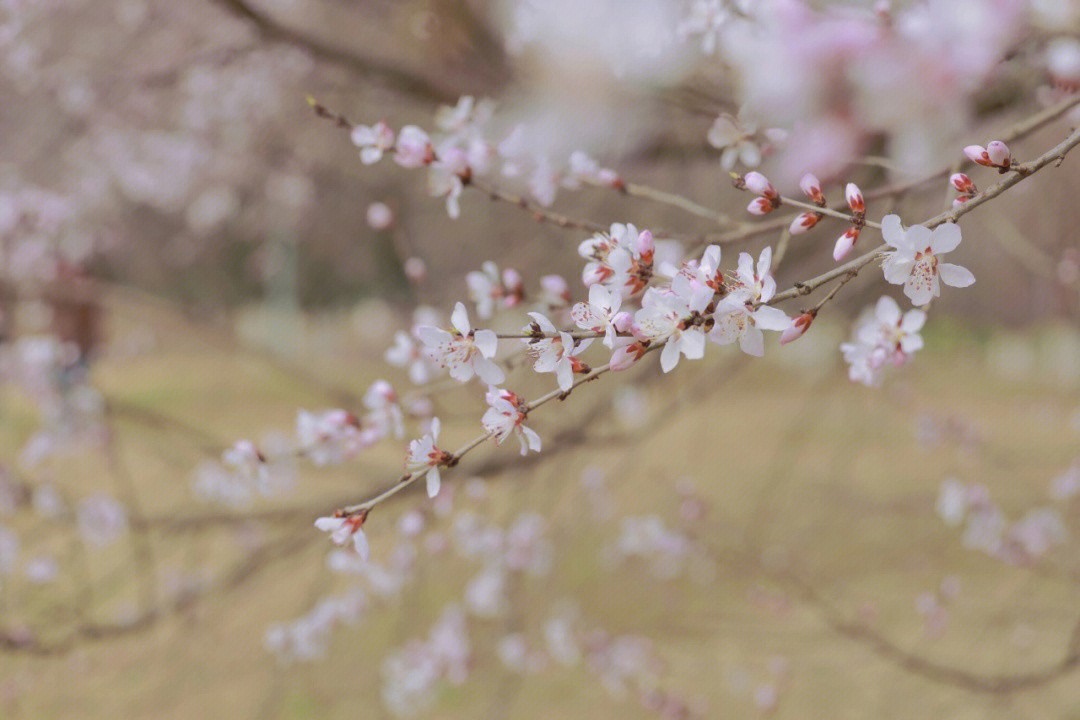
<box><xmin>881</xmin><ymin>215</ymin><xmax>975</xmax><ymax>306</ymax></box>
<box><xmin>522</xmin><ymin>313</ymin><xmax>592</xmax><ymax>392</ymax></box>
<box><xmin>708</xmin><ymin>247</ymin><xmax>789</xmax><ymax>356</ymax></box>
<box><xmin>314</xmin><ymin>513</ymin><xmax>370</xmax><ymax>560</ymax></box>
<box><xmin>406</xmin><ymin>418</ymin><xmax>451</xmax><ymax>499</ymax></box>
<box><xmin>417</xmin><ymin>303</ymin><xmax>504</xmax><ymax>385</ymax></box>
<box><xmin>631</xmin><ymin>278</ymin><xmax>711</xmax><ymax>373</ymax></box>
<box><xmin>571</xmin><ymin>284</ymin><xmax>629</xmax><ymax>349</ymax></box>
<box><xmin>481</xmin><ymin>387</ymin><xmax>541</xmax><ymax>456</ymax></box>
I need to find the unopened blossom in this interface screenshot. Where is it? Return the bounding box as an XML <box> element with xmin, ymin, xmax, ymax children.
<box><xmin>880</xmin><ymin>215</ymin><xmax>975</xmax><ymax>306</ymax></box>
<box><xmin>522</xmin><ymin>312</ymin><xmax>591</xmax><ymax>391</ymax></box>
<box><xmin>845</xmin><ymin>183</ymin><xmax>865</xmax><ymax>214</ymax></box>
<box><xmin>800</xmin><ymin>173</ymin><xmax>825</xmax><ymax>204</ymax></box>
<box><xmin>949</xmin><ymin>173</ymin><xmax>976</xmax><ymax>194</ymax></box>
<box><xmin>964</xmin><ymin>140</ymin><xmax>1010</xmax><ymax>170</ymax></box>
<box><xmin>314</xmin><ymin>512</ymin><xmax>370</xmax><ymax>560</ymax></box>
<box><xmin>350</xmin><ymin>121</ymin><xmax>394</xmax><ymax>164</ymax></box>
<box><xmin>467</xmin><ymin>261</ymin><xmax>524</xmax><ymax>320</ymax></box>
<box><xmin>394</xmin><ymin>125</ymin><xmax>434</xmax><ymax>168</ymax></box>
<box><xmin>833</xmin><ymin>226</ymin><xmax>860</xmax><ymax>261</ymax></box>
<box><xmin>608</xmin><ymin>338</ymin><xmax>648</xmax><ymax>371</ymax></box>
<box><xmin>482</xmin><ymin>387</ymin><xmax>541</xmax><ymax>455</ymax></box>
<box><xmin>406</xmin><ymin>417</ymin><xmax>451</xmax><ymax>498</ymax></box>
<box><xmin>417</xmin><ymin>303</ymin><xmax>504</xmax><ymax>384</ymax></box>
<box><xmin>743</xmin><ymin>171</ymin><xmax>778</xmax><ymax>200</ymax></box>
<box><xmin>571</xmin><ymin>284</ymin><xmax>629</xmax><ymax>348</ymax></box>
<box><xmin>789</xmin><ymin>211</ymin><xmax>821</xmax><ymax>235</ymax></box>
<box><xmin>631</xmin><ymin>278</ymin><xmax>711</xmax><ymax>372</ymax></box>
<box><xmin>709</xmin><ymin>247</ymin><xmax>789</xmax><ymax>356</ymax></box>
<box><xmin>779</xmin><ymin>311</ymin><xmax>814</xmax><ymax>344</ymax></box>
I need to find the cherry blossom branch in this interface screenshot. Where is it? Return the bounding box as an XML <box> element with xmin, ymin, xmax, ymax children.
<box><xmin>769</xmin><ymin>124</ymin><xmax>1080</xmax><ymax>305</ymax></box>
<box><xmin>777</xmin><ymin>195</ymin><xmax>882</xmax><ymax>230</ymax></box>
<box><xmin>613</xmin><ymin>180</ymin><xmax>739</xmax><ymax>228</ymax></box>
<box><xmin>340</xmin><ymin>341</ymin><xmax>665</xmax><ymax>515</ymax></box>
<box><xmin>468</xmin><ymin>177</ymin><xmax>608</xmax><ymax>233</ymax></box>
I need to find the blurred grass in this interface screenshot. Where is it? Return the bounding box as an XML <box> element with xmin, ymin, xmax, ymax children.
<box><xmin>1</xmin><ymin>293</ymin><xmax>1079</xmax><ymax>719</ymax></box>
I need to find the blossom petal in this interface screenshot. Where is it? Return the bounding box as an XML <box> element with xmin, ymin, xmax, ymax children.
<box><xmin>660</xmin><ymin>340</ymin><xmax>680</xmax><ymax>373</ymax></box>
<box><xmin>751</xmin><ymin>305</ymin><xmax>790</xmax><ymax>332</ymax></box>
<box><xmin>938</xmin><ymin>263</ymin><xmax>975</xmax><ymax>288</ymax></box>
<box><xmin>474</xmin><ymin>329</ymin><xmax>499</xmax><ymax>358</ymax></box>
<box><xmin>353</xmin><ymin>530</ymin><xmax>371</xmax><ymax>561</ymax></box>
<box><xmin>426</xmin><ymin>467</ymin><xmax>441</xmax><ymax>498</ymax></box>
<box><xmin>880</xmin><ymin>215</ymin><xmax>905</xmax><ymax>249</ymax></box>
<box><xmin>739</xmin><ymin>325</ymin><xmax>765</xmax><ymax>356</ymax></box>
<box><xmin>930</xmin><ymin>223</ymin><xmax>962</xmax><ymax>254</ymax></box>
<box><xmin>475</xmin><ymin>358</ymin><xmax>505</xmax><ymax>385</ymax></box>
<box><xmin>451</xmin><ymin>303</ymin><xmax>471</xmax><ymax>335</ymax></box>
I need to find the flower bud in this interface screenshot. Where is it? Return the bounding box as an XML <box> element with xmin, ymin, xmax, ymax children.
<box><xmin>963</xmin><ymin>144</ymin><xmax>992</xmax><ymax>166</ymax></box>
<box><xmin>609</xmin><ymin>341</ymin><xmax>646</xmax><ymax>371</ymax></box>
<box><xmin>612</xmin><ymin>311</ymin><xmax>632</xmax><ymax>333</ymax></box>
<box><xmin>949</xmin><ymin>173</ymin><xmax>976</xmax><ymax>194</ymax></box>
<box><xmin>366</xmin><ymin>201</ymin><xmax>394</xmax><ymax>230</ymax></box>
<box><xmin>951</xmin><ymin>195</ymin><xmax>972</xmax><ymax>209</ymax></box>
<box><xmin>833</xmin><ymin>227</ymin><xmax>860</xmax><ymax>261</ymax></box>
<box><xmin>404</xmin><ymin>256</ymin><xmax>427</xmax><ymax>283</ymax></box>
<box><xmin>799</xmin><ymin>173</ymin><xmax>824</xmax><ymax>204</ymax></box>
<box><xmin>582</xmin><ymin>265</ymin><xmax>607</xmax><ymax>287</ymax></box>
<box><xmin>779</xmin><ymin>312</ymin><xmax>814</xmax><ymax>344</ymax></box>
<box><xmin>845</xmin><ymin>183</ymin><xmax>865</xmax><ymax>214</ymax></box>
<box><xmin>743</xmin><ymin>171</ymin><xmax>777</xmax><ymax>199</ymax></box>
<box><xmin>636</xmin><ymin>229</ymin><xmax>655</xmax><ymax>258</ymax></box>
<box><xmin>540</xmin><ymin>274</ymin><xmax>570</xmax><ymax>300</ymax></box>
<box><xmin>789</xmin><ymin>212</ymin><xmax>820</xmax><ymax>235</ymax></box>
<box><xmin>747</xmin><ymin>197</ymin><xmax>774</xmax><ymax>215</ymax></box>
<box><xmin>986</xmin><ymin>140</ymin><xmax>1011</xmax><ymax>168</ymax></box>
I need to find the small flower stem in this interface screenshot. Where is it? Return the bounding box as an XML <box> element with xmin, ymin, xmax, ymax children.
<box><xmin>616</xmin><ymin>180</ymin><xmax>740</xmax><ymax>228</ymax></box>
<box><xmin>778</xmin><ymin>196</ymin><xmax>882</xmax><ymax>229</ymax></box>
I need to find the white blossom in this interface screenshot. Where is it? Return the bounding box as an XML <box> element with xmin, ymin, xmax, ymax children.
<box><xmin>881</xmin><ymin>215</ymin><xmax>975</xmax><ymax>306</ymax></box>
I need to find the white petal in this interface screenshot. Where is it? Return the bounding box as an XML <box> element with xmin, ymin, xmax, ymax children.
<box><xmin>451</xmin><ymin>303</ymin><xmax>471</xmax><ymax>335</ymax></box>
<box><xmin>522</xmin><ymin>426</ymin><xmax>541</xmax><ymax>452</ymax></box>
<box><xmin>315</xmin><ymin>517</ymin><xmax>344</xmax><ymax>533</ymax></box>
<box><xmin>556</xmin><ymin>359</ymin><xmax>574</xmax><ymax>391</ymax></box>
<box><xmin>757</xmin><ymin>246</ymin><xmax>773</xmax><ymax>278</ymax></box>
<box><xmin>426</xmin><ymin>467</ymin><xmax>441</xmax><ymax>498</ymax></box>
<box><xmin>900</xmin><ymin>310</ymin><xmax>926</xmax><ymax>333</ymax></box>
<box><xmin>360</xmin><ymin>147</ymin><xmax>382</xmax><ymax>165</ymax></box>
<box><xmin>739</xmin><ymin>325</ymin><xmax>765</xmax><ymax>356</ymax></box>
<box><xmin>882</xmin><ymin>255</ymin><xmax>914</xmax><ymax>285</ymax></box>
<box><xmin>660</xmin><ymin>340</ymin><xmax>680</xmax><ymax>373</ymax></box>
<box><xmin>708</xmin><ymin>310</ymin><xmax>742</xmax><ymax>345</ymax></box>
<box><xmin>681</xmin><ymin>329</ymin><xmax>706</xmax><ymax>360</ymax></box>
<box><xmin>353</xmin><ymin>530</ymin><xmax>371</xmax><ymax>561</ymax></box>
<box><xmin>475</xmin><ymin>358</ymin><xmax>505</xmax><ymax>385</ymax></box>
<box><xmin>875</xmin><ymin>296</ymin><xmax>901</xmax><ymax>325</ymax></box>
<box><xmin>416</xmin><ymin>326</ymin><xmax>452</xmax><ymax>347</ymax></box>
<box><xmin>431</xmin><ymin>417</ymin><xmax>440</xmax><ymax>441</ymax></box>
<box><xmin>880</xmin><ymin>215</ymin><xmax>905</xmax><ymax>248</ymax></box>
<box><xmin>938</xmin><ymin>263</ymin><xmax>975</xmax><ymax>288</ymax></box>
<box><xmin>904</xmin><ymin>271</ymin><xmax>934</xmax><ymax>306</ymax></box>
<box><xmin>752</xmin><ymin>305</ymin><xmax>790</xmax><ymax>331</ymax></box>
<box><xmin>474</xmin><ymin>329</ymin><xmax>499</xmax><ymax>358</ymax></box>
<box><xmin>930</xmin><ymin>223</ymin><xmax>962</xmax><ymax>254</ymax></box>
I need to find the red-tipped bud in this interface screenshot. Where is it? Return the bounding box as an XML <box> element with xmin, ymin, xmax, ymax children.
<box><xmin>833</xmin><ymin>227</ymin><xmax>860</xmax><ymax>261</ymax></box>
<box><xmin>609</xmin><ymin>341</ymin><xmax>647</xmax><ymax>371</ymax></box>
<box><xmin>596</xmin><ymin>168</ymin><xmax>622</xmax><ymax>189</ymax></box>
<box><xmin>844</xmin><ymin>183</ymin><xmax>865</xmax><ymax>214</ymax></box>
<box><xmin>780</xmin><ymin>312</ymin><xmax>814</xmax><ymax>344</ymax></box>
<box><xmin>986</xmin><ymin>140</ymin><xmax>1011</xmax><ymax>168</ymax></box>
<box><xmin>747</xmin><ymin>197</ymin><xmax>774</xmax><ymax>215</ymax></box>
<box><xmin>789</xmin><ymin>212</ymin><xmax>820</xmax><ymax>235</ymax></box>
<box><xmin>636</xmin><ymin>229</ymin><xmax>655</xmax><ymax>258</ymax></box>
<box><xmin>964</xmin><ymin>144</ymin><xmax>992</xmax><ymax>166</ymax></box>
<box><xmin>949</xmin><ymin>173</ymin><xmax>977</xmax><ymax>194</ymax></box>
<box><xmin>800</xmin><ymin>173</ymin><xmax>825</xmax><ymax>204</ymax></box>
<box><xmin>743</xmin><ymin>171</ymin><xmax>777</xmax><ymax>199</ymax></box>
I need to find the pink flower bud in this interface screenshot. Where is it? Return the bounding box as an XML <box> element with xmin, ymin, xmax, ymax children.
<box><xmin>612</xmin><ymin>311</ymin><xmax>632</xmax><ymax>332</ymax></box>
<box><xmin>502</xmin><ymin>268</ymin><xmax>523</xmax><ymax>293</ymax></box>
<box><xmin>963</xmin><ymin>144</ymin><xmax>992</xmax><ymax>166</ymax></box>
<box><xmin>609</xmin><ymin>342</ymin><xmax>646</xmax><ymax>371</ymax></box>
<box><xmin>747</xmin><ymin>197</ymin><xmax>774</xmax><ymax>215</ymax></box>
<box><xmin>404</xmin><ymin>256</ymin><xmax>427</xmax><ymax>283</ymax></box>
<box><xmin>789</xmin><ymin>212</ymin><xmax>820</xmax><ymax>235</ymax></box>
<box><xmin>540</xmin><ymin>274</ymin><xmax>569</xmax><ymax>300</ymax></box>
<box><xmin>636</xmin><ymin>229</ymin><xmax>655</xmax><ymax>258</ymax></box>
<box><xmin>596</xmin><ymin>168</ymin><xmax>622</xmax><ymax>188</ymax></box>
<box><xmin>799</xmin><ymin>173</ymin><xmax>824</xmax><ymax>204</ymax></box>
<box><xmin>986</xmin><ymin>140</ymin><xmax>1011</xmax><ymax>168</ymax></box>
<box><xmin>833</xmin><ymin>227</ymin><xmax>860</xmax><ymax>261</ymax></box>
<box><xmin>949</xmin><ymin>173</ymin><xmax>976</xmax><ymax>194</ymax></box>
<box><xmin>743</xmin><ymin>171</ymin><xmax>777</xmax><ymax>199</ymax></box>
<box><xmin>582</xmin><ymin>265</ymin><xmax>607</xmax><ymax>287</ymax></box>
<box><xmin>845</xmin><ymin>183</ymin><xmax>865</xmax><ymax>214</ymax></box>
<box><xmin>951</xmin><ymin>195</ymin><xmax>971</xmax><ymax>209</ymax></box>
<box><xmin>366</xmin><ymin>201</ymin><xmax>394</xmax><ymax>230</ymax></box>
<box><xmin>779</xmin><ymin>312</ymin><xmax>814</xmax><ymax>344</ymax></box>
